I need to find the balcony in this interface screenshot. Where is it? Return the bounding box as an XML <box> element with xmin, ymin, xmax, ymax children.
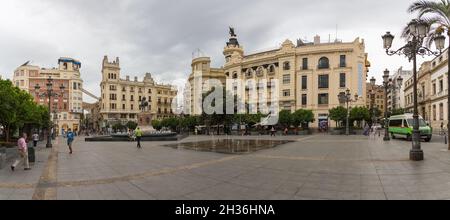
<box><xmin>431</xmin><ymin>89</ymin><xmax>448</xmax><ymax>100</ymax></box>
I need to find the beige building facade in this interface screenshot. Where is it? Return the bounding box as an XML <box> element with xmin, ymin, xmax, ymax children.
<box><xmin>187</xmin><ymin>29</ymin><xmax>370</xmax><ymax>128</ymax></box>
<box><xmin>13</xmin><ymin>58</ymin><xmax>84</xmax><ymax>133</ymax></box>
<box><xmin>99</xmin><ymin>56</ymin><xmax>178</xmax><ymax>128</ymax></box>
<box><xmin>366</xmin><ymin>83</ymin><xmax>386</xmax><ymax>118</ymax></box>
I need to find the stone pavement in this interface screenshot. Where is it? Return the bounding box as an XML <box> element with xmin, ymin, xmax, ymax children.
<box><xmin>1</xmin><ymin>134</ymin><xmax>450</xmax><ymax>200</ymax></box>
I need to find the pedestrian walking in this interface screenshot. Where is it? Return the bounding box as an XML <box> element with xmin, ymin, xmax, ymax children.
<box><xmin>67</xmin><ymin>128</ymin><xmax>75</xmax><ymax>154</ymax></box>
<box><xmin>135</xmin><ymin>127</ymin><xmax>143</xmax><ymax>148</ymax></box>
<box><xmin>32</xmin><ymin>132</ymin><xmax>39</xmax><ymax>147</ymax></box>
<box><xmin>11</xmin><ymin>133</ymin><xmax>31</xmax><ymax>171</ymax></box>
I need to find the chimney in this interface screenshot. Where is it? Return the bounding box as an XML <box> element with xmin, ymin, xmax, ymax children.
<box><xmin>314</xmin><ymin>35</ymin><xmax>321</xmax><ymax>45</ymax></box>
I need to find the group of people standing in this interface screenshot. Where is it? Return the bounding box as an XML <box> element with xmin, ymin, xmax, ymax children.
<box><xmin>10</xmin><ymin>129</ymin><xmax>75</xmax><ymax>172</ymax></box>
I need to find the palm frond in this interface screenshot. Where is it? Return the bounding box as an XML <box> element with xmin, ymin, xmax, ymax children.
<box><xmin>408</xmin><ymin>0</ymin><xmax>450</xmax><ymax>27</ymax></box>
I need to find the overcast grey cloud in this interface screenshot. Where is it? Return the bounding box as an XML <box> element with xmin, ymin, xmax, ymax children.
<box><xmin>0</xmin><ymin>0</ymin><xmax>431</xmax><ymax>103</ymax></box>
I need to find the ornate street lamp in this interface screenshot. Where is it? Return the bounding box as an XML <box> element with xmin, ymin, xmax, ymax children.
<box><xmin>382</xmin><ymin>69</ymin><xmax>403</xmax><ymax>142</ymax></box>
<box><xmin>35</xmin><ymin>76</ymin><xmax>66</xmax><ymax>148</ymax></box>
<box><xmin>382</xmin><ymin>19</ymin><xmax>444</xmax><ymax>161</ymax></box>
<box><xmin>338</xmin><ymin>89</ymin><xmax>359</xmax><ymax>136</ymax></box>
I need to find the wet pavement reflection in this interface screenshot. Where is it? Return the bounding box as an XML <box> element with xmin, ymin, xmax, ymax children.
<box><xmin>164</xmin><ymin>139</ymin><xmax>293</xmax><ymax>154</ymax></box>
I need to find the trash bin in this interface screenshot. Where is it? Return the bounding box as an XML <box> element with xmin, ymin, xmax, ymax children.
<box><xmin>28</xmin><ymin>143</ymin><xmax>35</xmax><ymax>163</ymax></box>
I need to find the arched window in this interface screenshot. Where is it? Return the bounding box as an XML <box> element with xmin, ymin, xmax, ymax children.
<box><xmin>283</xmin><ymin>62</ymin><xmax>290</xmax><ymax>70</ymax></box>
<box><xmin>318</xmin><ymin>57</ymin><xmax>330</xmax><ymax>69</ymax></box>
<box><xmin>246</xmin><ymin>69</ymin><xmax>253</xmax><ymax>78</ymax></box>
<box><xmin>268</xmin><ymin>65</ymin><xmax>276</xmax><ymax>74</ymax></box>
<box><xmin>256</xmin><ymin>67</ymin><xmax>264</xmax><ymax>76</ymax></box>
<box><xmin>232</xmin><ymin>72</ymin><xmax>238</xmax><ymax>79</ymax></box>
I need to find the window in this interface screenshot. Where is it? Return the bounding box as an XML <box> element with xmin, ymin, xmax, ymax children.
<box><xmin>283</xmin><ymin>62</ymin><xmax>290</xmax><ymax>70</ymax></box>
<box><xmin>73</xmin><ymin>82</ymin><xmax>77</xmax><ymax>90</ymax></box>
<box><xmin>131</xmin><ymin>95</ymin><xmax>134</xmax><ymax>101</ymax></box>
<box><xmin>318</xmin><ymin>75</ymin><xmax>329</xmax><ymax>89</ymax></box>
<box><xmin>268</xmin><ymin>65</ymin><xmax>275</xmax><ymax>74</ymax></box>
<box><xmin>123</xmin><ymin>104</ymin><xmax>126</xmax><ymax>110</ymax></box>
<box><xmin>148</xmin><ymin>89</ymin><xmax>152</xmax><ymax>94</ymax></box>
<box><xmin>131</xmin><ymin>104</ymin><xmax>134</xmax><ymax>110</ymax></box>
<box><xmin>433</xmin><ymin>83</ymin><xmax>437</xmax><ymax>95</ymax></box>
<box><xmin>318</xmin><ymin>93</ymin><xmax>329</xmax><ymax>105</ymax></box>
<box><xmin>440</xmin><ymin>79</ymin><xmax>444</xmax><ymax>92</ymax></box>
<box><xmin>440</xmin><ymin>103</ymin><xmax>444</xmax><ymax>120</ymax></box>
<box><xmin>302</xmin><ymin>94</ymin><xmax>307</xmax><ymax>106</ymax></box>
<box><xmin>318</xmin><ymin>57</ymin><xmax>330</xmax><ymax>69</ymax></box>
<box><xmin>302</xmin><ymin>76</ymin><xmax>307</xmax><ymax>90</ymax></box>
<box><xmin>283</xmin><ymin>75</ymin><xmax>291</xmax><ymax>84</ymax></box>
<box><xmin>122</xmin><ymin>95</ymin><xmax>126</xmax><ymax>101</ymax></box>
<box><xmin>302</xmin><ymin>58</ymin><xmax>308</xmax><ymax>70</ymax></box>
<box><xmin>340</xmin><ymin>55</ymin><xmax>346</xmax><ymax>67</ymax></box>
<box><xmin>433</xmin><ymin>105</ymin><xmax>437</xmax><ymax>121</ymax></box>
<box><xmin>389</xmin><ymin>119</ymin><xmax>403</xmax><ymax>127</ymax></box>
<box><xmin>232</xmin><ymin>72</ymin><xmax>238</xmax><ymax>79</ymax></box>
<box><xmin>340</xmin><ymin>73</ymin><xmax>346</xmax><ymax>88</ymax></box>
<box><xmin>283</xmin><ymin>90</ymin><xmax>291</xmax><ymax>97</ymax></box>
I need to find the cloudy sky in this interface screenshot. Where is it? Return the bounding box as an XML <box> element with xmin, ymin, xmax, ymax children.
<box><xmin>0</xmin><ymin>0</ymin><xmax>435</xmax><ymax>103</ymax></box>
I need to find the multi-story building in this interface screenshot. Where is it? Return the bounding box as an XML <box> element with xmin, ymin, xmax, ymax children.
<box><xmin>187</xmin><ymin>29</ymin><xmax>370</xmax><ymax>128</ymax></box>
<box><xmin>13</xmin><ymin>58</ymin><xmax>84</xmax><ymax>133</ymax></box>
<box><xmin>366</xmin><ymin>83</ymin><xmax>386</xmax><ymax>117</ymax></box>
<box><xmin>387</xmin><ymin>67</ymin><xmax>413</xmax><ymax>112</ymax></box>
<box><xmin>403</xmin><ymin>61</ymin><xmax>433</xmax><ymax>121</ymax></box>
<box><xmin>99</xmin><ymin>56</ymin><xmax>178</xmax><ymax>128</ymax></box>
<box><xmin>429</xmin><ymin>49</ymin><xmax>449</xmax><ymax>129</ymax></box>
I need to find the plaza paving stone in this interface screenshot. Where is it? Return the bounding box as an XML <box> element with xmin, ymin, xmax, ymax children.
<box><xmin>1</xmin><ymin>134</ymin><xmax>450</xmax><ymax>200</ymax></box>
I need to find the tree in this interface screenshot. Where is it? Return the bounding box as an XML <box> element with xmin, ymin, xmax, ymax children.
<box><xmin>126</xmin><ymin>121</ymin><xmax>138</xmax><ymax>130</ymax></box>
<box><xmin>161</xmin><ymin>117</ymin><xmax>179</xmax><ymax>131</ymax></box>
<box><xmin>329</xmin><ymin>106</ymin><xmax>348</xmax><ymax>127</ymax></box>
<box><xmin>0</xmin><ymin>79</ymin><xmax>50</xmax><ymax>142</ymax></box>
<box><xmin>201</xmin><ymin>87</ymin><xmax>237</xmax><ymax>135</ymax></box>
<box><xmin>369</xmin><ymin>107</ymin><xmax>382</xmax><ymax>124</ymax></box>
<box><xmin>152</xmin><ymin>120</ymin><xmax>162</xmax><ymax>131</ymax></box>
<box><xmin>350</xmin><ymin>107</ymin><xmax>370</xmax><ymax>128</ymax></box>
<box><xmin>278</xmin><ymin>110</ymin><xmax>292</xmax><ymax>128</ymax></box>
<box><xmin>391</xmin><ymin>108</ymin><xmax>405</xmax><ymax>116</ymax></box>
<box><xmin>292</xmin><ymin>109</ymin><xmax>315</xmax><ymax>129</ymax></box>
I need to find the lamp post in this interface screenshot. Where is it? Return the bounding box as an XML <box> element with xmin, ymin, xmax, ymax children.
<box><xmin>338</xmin><ymin>89</ymin><xmax>359</xmax><ymax>136</ymax></box>
<box><xmin>35</xmin><ymin>76</ymin><xmax>65</xmax><ymax>148</ymax></box>
<box><xmin>382</xmin><ymin>69</ymin><xmax>403</xmax><ymax>141</ymax></box>
<box><xmin>382</xmin><ymin>19</ymin><xmax>445</xmax><ymax>161</ymax></box>
<box><xmin>370</xmin><ymin>77</ymin><xmax>377</xmax><ymax>126</ymax></box>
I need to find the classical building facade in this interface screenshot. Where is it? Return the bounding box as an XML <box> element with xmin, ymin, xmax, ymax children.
<box><xmin>387</xmin><ymin>67</ymin><xmax>413</xmax><ymax>112</ymax></box>
<box><xmin>99</xmin><ymin>56</ymin><xmax>178</xmax><ymax>128</ymax></box>
<box><xmin>366</xmin><ymin>83</ymin><xmax>386</xmax><ymax>118</ymax></box>
<box><xmin>429</xmin><ymin>49</ymin><xmax>449</xmax><ymax>129</ymax></box>
<box><xmin>403</xmin><ymin>61</ymin><xmax>433</xmax><ymax>121</ymax></box>
<box><xmin>187</xmin><ymin>29</ymin><xmax>370</xmax><ymax>128</ymax></box>
<box><xmin>13</xmin><ymin>58</ymin><xmax>84</xmax><ymax>133</ymax></box>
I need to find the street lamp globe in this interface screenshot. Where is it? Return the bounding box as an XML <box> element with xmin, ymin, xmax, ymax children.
<box><xmin>382</xmin><ymin>32</ymin><xmax>394</xmax><ymax>49</ymax></box>
<box><xmin>434</xmin><ymin>33</ymin><xmax>446</xmax><ymax>51</ymax></box>
<box><xmin>370</xmin><ymin>77</ymin><xmax>376</xmax><ymax>86</ymax></box>
<box><xmin>417</xmin><ymin>19</ymin><xmax>429</xmax><ymax>37</ymax></box>
<box><xmin>408</xmin><ymin>19</ymin><xmax>419</xmax><ymax>36</ymax></box>
<box><xmin>34</xmin><ymin>84</ymin><xmax>41</xmax><ymax>92</ymax></box>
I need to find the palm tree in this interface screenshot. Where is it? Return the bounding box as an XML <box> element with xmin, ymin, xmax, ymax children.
<box><xmin>407</xmin><ymin>0</ymin><xmax>450</xmax><ymax>150</ymax></box>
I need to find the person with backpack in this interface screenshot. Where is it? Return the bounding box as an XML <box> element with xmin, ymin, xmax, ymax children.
<box><xmin>67</xmin><ymin>128</ymin><xmax>75</xmax><ymax>154</ymax></box>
